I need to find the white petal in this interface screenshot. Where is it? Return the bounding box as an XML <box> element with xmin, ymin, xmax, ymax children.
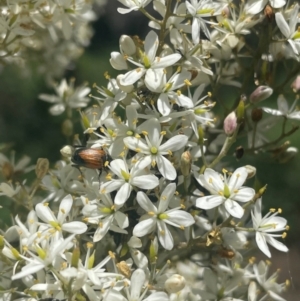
<box><xmin>228</xmin><ymin>167</ymin><xmax>247</xmax><ymax>191</ymax></box>
<box><xmin>265</xmin><ymin>235</ymin><xmax>288</xmax><ymax>253</ymax></box>
<box><xmin>232</xmin><ymin>187</ymin><xmax>255</xmax><ymax>202</ymax></box>
<box><xmin>196</xmin><ymin>195</ymin><xmax>224</xmax><ymax>210</ymax></box>
<box><xmin>62</xmin><ymin>221</ymin><xmax>87</xmax><ymax>234</ymax></box>
<box><xmin>120</xmin><ymin>68</ymin><xmax>146</xmax><ymax>86</ymax></box>
<box><xmin>100</xmin><ymin>180</ymin><xmax>124</xmax><ymax>194</ymax></box>
<box><xmin>275</xmin><ymin>12</ymin><xmax>290</xmax><ymax>38</ymax></box>
<box><xmin>256</xmin><ymin>232</ymin><xmax>271</xmax><ymax>257</ymax></box>
<box><xmin>224</xmin><ymin>199</ymin><xmax>244</xmax><ymax>218</ymax></box>
<box><xmin>93</xmin><ymin>216</ymin><xmax>113</xmax><ymax>242</ymax></box>
<box><xmin>157</xmin><ymin>93</ymin><xmax>172</xmax><ymax>116</ymax></box>
<box><xmin>133</xmin><ymin>218</ymin><xmax>156</xmax><ymax>237</ymax></box>
<box><xmin>145</xmin><ymin>68</ymin><xmax>165</xmax><ymax>92</ymax></box>
<box><xmin>145</xmin><ymin>30</ymin><xmax>158</xmax><ymax>62</ymax></box>
<box><xmin>166</xmin><ymin>210</ymin><xmax>195</xmax><ymax>227</ymax></box>
<box><xmin>158</xmin><ymin>183</ymin><xmax>176</xmax><ymax>213</ymax></box>
<box><xmin>131</xmin><ymin>174</ymin><xmax>159</xmax><ymax>189</ymax></box>
<box><xmin>123</xmin><ymin>137</ymin><xmax>150</xmax><ymax>153</ymax></box>
<box><xmin>277</xmin><ymin>94</ymin><xmax>289</xmax><ymax>114</ymax></box>
<box><xmin>152</xmin><ymin>53</ymin><xmax>181</xmax><ymax>69</ymax></box>
<box><xmin>245</xmin><ymin>0</ymin><xmax>266</xmax><ymax>14</ymax></box>
<box><xmin>261</xmin><ymin>107</ymin><xmax>283</xmax><ymax>116</ymax></box>
<box><xmin>136</xmin><ymin>191</ymin><xmax>157</xmax><ymax>212</ymax></box>
<box><xmin>159</xmin><ymin>135</ymin><xmax>188</xmax><ymax>152</ymax></box>
<box><xmin>109</xmin><ymin>159</ymin><xmax>128</xmax><ymax>177</ymax></box>
<box><xmin>157</xmin><ymin>155</ymin><xmax>177</xmax><ymax>180</ymax></box>
<box><xmin>157</xmin><ymin>220</ymin><xmax>173</xmax><ymax>250</ymax></box>
<box><xmin>130</xmin><ymin>269</ymin><xmax>146</xmax><ymax>299</ymax></box>
<box><xmin>12</xmin><ymin>263</ymin><xmax>45</xmax><ymax>280</ymax></box>
<box><xmin>114</xmin><ymin>182</ymin><xmax>132</xmax><ymax>206</ymax></box>
<box><xmin>114</xmin><ymin>211</ymin><xmax>129</xmax><ymax>229</ymax></box>
<box><xmin>57</xmin><ymin>194</ymin><xmax>73</xmax><ymax>223</ymax></box>
<box><xmin>35</xmin><ymin>203</ymin><xmax>56</xmax><ymax>223</ymax></box>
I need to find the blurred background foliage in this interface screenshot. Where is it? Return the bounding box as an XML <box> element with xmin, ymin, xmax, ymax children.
<box><xmin>0</xmin><ymin>2</ymin><xmax>299</xmax><ymax>249</ymax></box>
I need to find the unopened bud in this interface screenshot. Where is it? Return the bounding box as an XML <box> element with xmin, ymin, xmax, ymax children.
<box><xmin>62</xmin><ymin>119</ymin><xmax>73</xmax><ymax>137</ymax></box>
<box><xmin>165</xmin><ymin>274</ymin><xmax>186</xmax><ymax>294</ymax></box>
<box><xmin>278</xmin><ymin>146</ymin><xmax>298</xmax><ymax>163</ymax></box>
<box><xmin>181</xmin><ymin>151</ymin><xmax>192</xmax><ymax>176</ymax></box>
<box><xmin>250</xmin><ymin>86</ymin><xmax>273</xmax><ymax>103</ymax></box>
<box><xmin>291</xmin><ymin>75</ymin><xmax>300</xmax><ymax>92</ymax></box>
<box><xmin>120</xmin><ymin>35</ymin><xmax>136</xmax><ymax>55</ymax></box>
<box><xmin>35</xmin><ymin>158</ymin><xmax>49</xmax><ymax>179</ymax></box>
<box><xmin>251</xmin><ymin>107</ymin><xmax>263</xmax><ymax>122</ymax></box>
<box><xmin>150</xmin><ymin>237</ymin><xmax>158</xmax><ymax>263</ymax></box>
<box><xmin>198</xmin><ymin>126</ymin><xmax>204</xmax><ymax>145</ymax></box>
<box><xmin>71</xmin><ymin>246</ymin><xmax>80</xmax><ymax>268</ymax></box>
<box><xmin>60</xmin><ymin>145</ymin><xmax>74</xmax><ymax>158</ymax></box>
<box><xmin>0</xmin><ymin>236</ymin><xmax>4</xmax><ymax>250</ymax></box>
<box><xmin>224</xmin><ymin>112</ymin><xmax>237</xmax><ymax>135</ymax></box>
<box><xmin>237</xmin><ymin>99</ymin><xmax>245</xmax><ymax>122</ymax></box>
<box><xmin>245</xmin><ymin>165</ymin><xmax>256</xmax><ymax>179</ymax></box>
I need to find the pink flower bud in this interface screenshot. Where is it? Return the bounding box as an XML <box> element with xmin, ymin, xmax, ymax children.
<box><xmin>223</xmin><ymin>112</ymin><xmax>237</xmax><ymax>135</ymax></box>
<box><xmin>249</xmin><ymin>86</ymin><xmax>273</xmax><ymax>103</ymax></box>
<box><xmin>291</xmin><ymin>75</ymin><xmax>300</xmax><ymax>92</ymax></box>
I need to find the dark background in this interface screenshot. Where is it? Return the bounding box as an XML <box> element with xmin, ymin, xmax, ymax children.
<box><xmin>0</xmin><ymin>2</ymin><xmax>299</xmax><ymax>298</ymax></box>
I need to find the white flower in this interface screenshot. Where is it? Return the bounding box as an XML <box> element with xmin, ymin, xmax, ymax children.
<box><xmin>100</xmin><ymin>158</ymin><xmax>159</xmax><ymax>206</ymax></box>
<box><xmin>123</xmin><ymin>118</ymin><xmax>188</xmax><ymax>180</ymax></box>
<box><xmin>39</xmin><ymin>79</ymin><xmax>91</xmax><ymax>116</ymax></box>
<box><xmin>195</xmin><ymin>167</ymin><xmax>255</xmax><ymax>218</ymax></box>
<box><xmin>11</xmin><ymin>234</ymin><xmax>75</xmax><ymax>280</ymax></box>
<box><xmin>245</xmin><ymin>0</ymin><xmax>286</xmax><ymax>14</ymax></box>
<box><xmin>262</xmin><ymin>94</ymin><xmax>300</xmax><ymax>120</ymax></box>
<box><xmin>251</xmin><ymin>198</ymin><xmax>288</xmax><ymax>258</ymax></box>
<box><xmin>120</xmin><ymin>30</ymin><xmax>181</xmax><ymax>89</ymax></box>
<box><xmin>252</xmin><ymin>260</ymin><xmax>288</xmax><ymax>300</ymax></box>
<box><xmin>275</xmin><ymin>4</ymin><xmax>300</xmax><ymax>55</ymax></box>
<box><xmin>185</xmin><ymin>0</ymin><xmax>225</xmax><ymax>44</ymax></box>
<box><xmin>117</xmin><ymin>0</ymin><xmax>152</xmax><ymax>14</ymax></box>
<box><xmin>169</xmin><ymin>84</ymin><xmax>215</xmax><ymax>138</ymax></box>
<box><xmin>145</xmin><ymin>69</ymin><xmax>192</xmax><ymax>116</ymax></box>
<box><xmin>133</xmin><ymin>183</ymin><xmax>195</xmax><ymax>250</ymax></box>
<box><xmin>82</xmin><ymin>194</ymin><xmax>129</xmax><ymax>242</ymax></box>
<box><xmin>35</xmin><ymin>194</ymin><xmax>88</xmax><ymax>238</ymax></box>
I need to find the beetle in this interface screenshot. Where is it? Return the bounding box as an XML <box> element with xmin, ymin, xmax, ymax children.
<box><xmin>71</xmin><ymin>147</ymin><xmax>110</xmax><ymax>179</ymax></box>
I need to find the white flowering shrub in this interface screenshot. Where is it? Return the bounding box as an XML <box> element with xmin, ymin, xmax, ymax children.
<box><xmin>2</xmin><ymin>0</ymin><xmax>300</xmax><ymax>300</ymax></box>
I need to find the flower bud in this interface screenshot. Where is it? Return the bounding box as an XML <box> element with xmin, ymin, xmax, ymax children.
<box><xmin>35</xmin><ymin>158</ymin><xmax>49</xmax><ymax>179</ymax></box>
<box><xmin>237</xmin><ymin>99</ymin><xmax>245</xmax><ymax>122</ymax></box>
<box><xmin>60</xmin><ymin>145</ymin><xmax>74</xmax><ymax>158</ymax></box>
<box><xmin>251</xmin><ymin>107</ymin><xmax>263</xmax><ymax>122</ymax></box>
<box><xmin>181</xmin><ymin>151</ymin><xmax>192</xmax><ymax>176</ymax></box>
<box><xmin>120</xmin><ymin>35</ymin><xmax>136</xmax><ymax>55</ymax></box>
<box><xmin>223</xmin><ymin>112</ymin><xmax>237</xmax><ymax>135</ymax></box>
<box><xmin>198</xmin><ymin>126</ymin><xmax>204</xmax><ymax>145</ymax></box>
<box><xmin>62</xmin><ymin>119</ymin><xmax>73</xmax><ymax>137</ymax></box>
<box><xmin>291</xmin><ymin>75</ymin><xmax>300</xmax><ymax>92</ymax></box>
<box><xmin>165</xmin><ymin>274</ymin><xmax>186</xmax><ymax>294</ymax></box>
<box><xmin>245</xmin><ymin>165</ymin><xmax>256</xmax><ymax>179</ymax></box>
<box><xmin>150</xmin><ymin>237</ymin><xmax>158</xmax><ymax>263</ymax></box>
<box><xmin>70</xmin><ymin>246</ymin><xmax>80</xmax><ymax>268</ymax></box>
<box><xmin>249</xmin><ymin>86</ymin><xmax>273</xmax><ymax>103</ymax></box>
<box><xmin>278</xmin><ymin>146</ymin><xmax>298</xmax><ymax>163</ymax></box>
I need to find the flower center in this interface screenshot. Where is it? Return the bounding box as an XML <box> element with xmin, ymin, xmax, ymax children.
<box><xmin>150</xmin><ymin>146</ymin><xmax>158</xmax><ymax>154</ymax></box>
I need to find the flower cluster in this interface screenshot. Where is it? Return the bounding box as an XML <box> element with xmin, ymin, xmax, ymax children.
<box><xmin>0</xmin><ymin>0</ymin><xmax>299</xmax><ymax>300</ymax></box>
<box><xmin>0</xmin><ymin>0</ymin><xmax>106</xmax><ymax>81</ymax></box>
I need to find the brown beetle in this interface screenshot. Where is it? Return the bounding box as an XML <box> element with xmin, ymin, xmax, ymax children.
<box><xmin>71</xmin><ymin>147</ymin><xmax>110</xmax><ymax>178</ymax></box>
